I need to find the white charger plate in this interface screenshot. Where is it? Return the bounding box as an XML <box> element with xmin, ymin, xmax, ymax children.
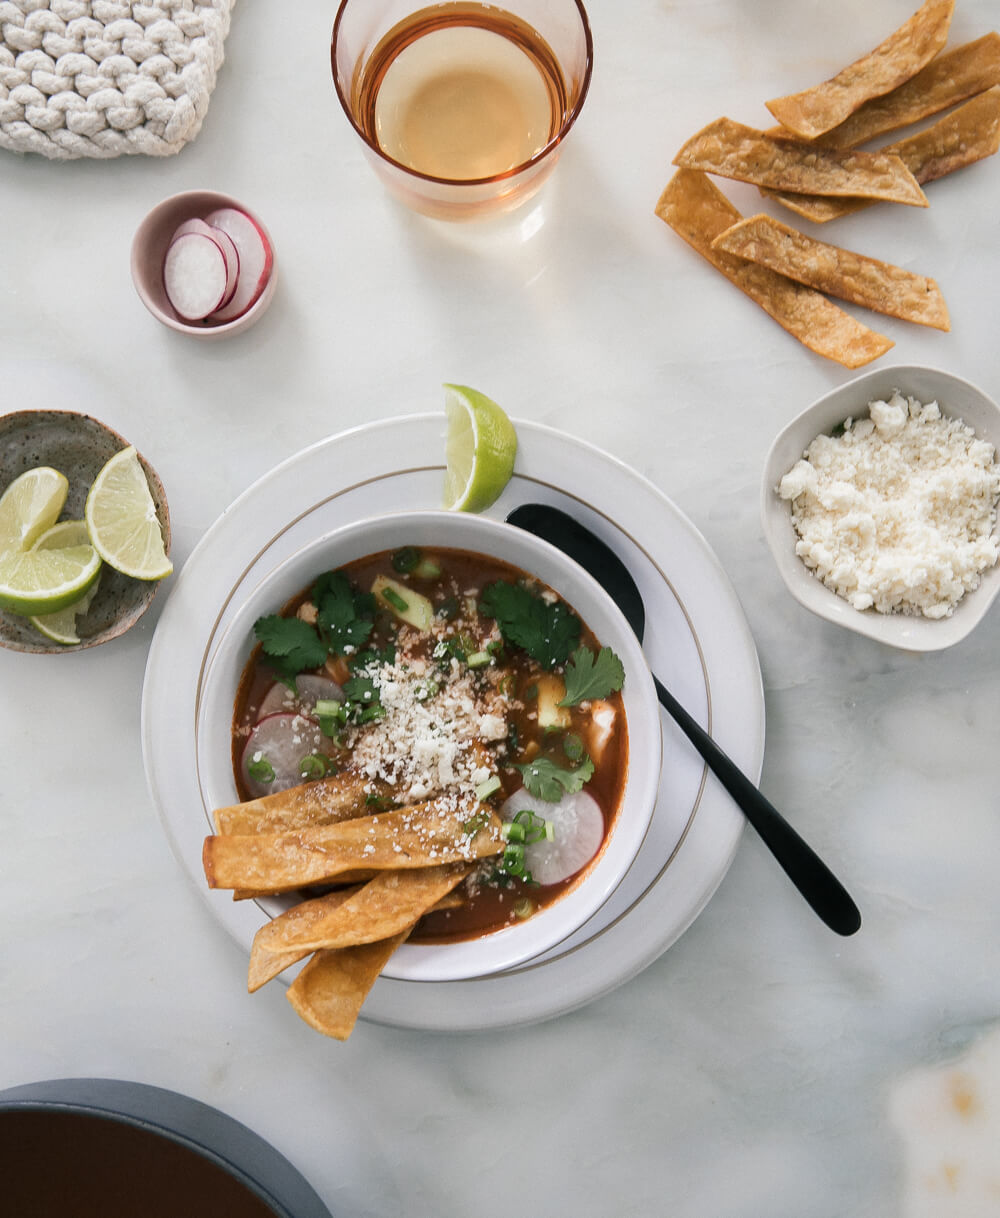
<box><xmin>141</xmin><ymin>414</ymin><xmax>762</xmax><ymax>1032</ymax></box>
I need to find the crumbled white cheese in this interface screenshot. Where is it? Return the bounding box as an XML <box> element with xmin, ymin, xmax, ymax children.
<box><xmin>347</xmin><ymin>634</ymin><xmax>506</xmax><ymax>804</ymax></box>
<box><xmin>778</xmin><ymin>392</ymin><xmax>1000</xmax><ymax>618</ymax></box>
<box><xmin>479</xmin><ymin>713</ymin><xmax>507</xmax><ymax>741</ymax></box>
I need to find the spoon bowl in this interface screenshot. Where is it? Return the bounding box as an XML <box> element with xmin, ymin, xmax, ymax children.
<box><xmin>507</xmin><ymin>502</ymin><xmax>862</xmax><ymax>936</ymax></box>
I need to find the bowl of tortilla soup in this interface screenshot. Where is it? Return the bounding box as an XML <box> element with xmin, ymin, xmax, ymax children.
<box><xmin>197</xmin><ymin>510</ymin><xmax>660</xmax><ymax>991</ymax></box>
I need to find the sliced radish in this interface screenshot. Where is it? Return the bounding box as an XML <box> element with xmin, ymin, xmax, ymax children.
<box><xmin>204</xmin><ymin>207</ymin><xmax>273</xmax><ymax>322</ymax></box>
<box><xmin>255</xmin><ymin>683</ymin><xmax>298</xmax><ymax>720</ymax></box>
<box><xmin>163</xmin><ymin>232</ymin><xmax>231</xmax><ymax>321</ymax></box>
<box><xmin>255</xmin><ymin>675</ymin><xmax>344</xmax><ymax>723</ymax></box>
<box><xmin>172</xmin><ymin>219</ymin><xmax>242</xmax><ymax>309</ymax></box>
<box><xmin>294</xmin><ymin>674</ymin><xmax>344</xmax><ymax>711</ymax></box>
<box><xmin>241</xmin><ymin>712</ymin><xmax>336</xmax><ymax>798</ymax></box>
<box><xmin>212</xmin><ymin>228</ymin><xmax>241</xmax><ymax>307</ymax></box>
<box><xmin>500</xmin><ymin>788</ymin><xmax>605</xmax><ymax>887</ymax></box>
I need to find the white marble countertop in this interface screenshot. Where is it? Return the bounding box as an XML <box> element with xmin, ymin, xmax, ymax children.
<box><xmin>3</xmin><ymin>2</ymin><xmax>1000</xmax><ymax>1215</ymax></box>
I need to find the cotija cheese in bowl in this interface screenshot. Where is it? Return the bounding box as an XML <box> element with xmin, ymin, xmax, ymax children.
<box><xmin>762</xmin><ymin>366</ymin><xmax>1000</xmax><ymax>651</ymax></box>
<box><xmin>196</xmin><ymin>510</ymin><xmax>660</xmax><ymax>1004</ymax></box>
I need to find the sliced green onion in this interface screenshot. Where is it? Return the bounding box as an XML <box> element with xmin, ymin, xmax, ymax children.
<box><xmin>462</xmin><ymin>810</ymin><xmax>491</xmax><ymax>836</ymax></box>
<box><xmin>513</xmin><ymin>898</ymin><xmax>534</xmax><ymax>920</ymax></box>
<box><xmin>475</xmin><ymin>775</ymin><xmax>501</xmax><ymax>801</ymax></box>
<box><xmin>365</xmin><ymin>793</ymin><xmax>397</xmax><ymax>811</ymax></box>
<box><xmin>501</xmin><ymin>820</ymin><xmax>526</xmax><ymax>843</ymax></box>
<box><xmin>502</xmin><ymin>842</ymin><xmax>527</xmax><ymax>875</ymax></box>
<box><xmin>562</xmin><ymin>732</ymin><xmax>585</xmax><ymax>761</ymax></box>
<box><xmin>380</xmin><ymin>586</ymin><xmax>409</xmax><ymax>612</ymax></box>
<box><xmin>413</xmin><ymin>558</ymin><xmax>442</xmax><ymax>579</ymax></box>
<box><xmin>467</xmin><ymin>650</ymin><xmax>492</xmax><ymax>668</ymax></box>
<box><xmin>299</xmin><ymin>753</ymin><xmax>331</xmax><ymax>780</ymax></box>
<box><xmin>313</xmin><ymin>698</ymin><xmax>346</xmax><ymax>739</ymax></box>
<box><xmin>391</xmin><ymin>546</ymin><xmax>420</xmax><ymax>574</ymax></box>
<box><xmin>247</xmin><ymin>755</ymin><xmax>275</xmax><ymax>784</ymax></box>
<box><xmin>511</xmin><ymin>808</ymin><xmax>553</xmax><ymax>844</ymax></box>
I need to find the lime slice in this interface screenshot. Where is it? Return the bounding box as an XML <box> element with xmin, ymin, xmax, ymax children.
<box><xmin>85</xmin><ymin>446</ymin><xmax>172</xmax><ymax>581</ymax></box>
<box><xmin>33</xmin><ymin>519</ymin><xmax>92</xmax><ymax>551</ymax></box>
<box><xmin>0</xmin><ymin>466</ymin><xmax>69</xmax><ymax>550</ymax></box>
<box><xmin>0</xmin><ymin>542</ymin><xmax>102</xmax><ymax>616</ymax></box>
<box><xmin>29</xmin><ymin>521</ymin><xmax>102</xmax><ymax>644</ymax></box>
<box><xmin>442</xmin><ymin>384</ymin><xmax>517</xmax><ymax>512</ymax></box>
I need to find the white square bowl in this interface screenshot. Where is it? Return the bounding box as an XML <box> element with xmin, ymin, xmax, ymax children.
<box><xmin>761</xmin><ymin>365</ymin><xmax>1000</xmax><ymax>652</ymax></box>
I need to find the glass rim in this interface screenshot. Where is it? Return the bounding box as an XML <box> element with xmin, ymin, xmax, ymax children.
<box><xmin>330</xmin><ymin>0</ymin><xmax>594</xmax><ymax>188</ymax></box>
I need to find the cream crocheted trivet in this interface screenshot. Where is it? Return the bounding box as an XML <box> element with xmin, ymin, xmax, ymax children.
<box><xmin>0</xmin><ymin>1</ymin><xmax>233</xmax><ymax>159</ymax></box>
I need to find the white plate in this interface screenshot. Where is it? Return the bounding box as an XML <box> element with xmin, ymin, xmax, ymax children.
<box><xmin>141</xmin><ymin>414</ymin><xmax>763</xmax><ymax>1032</ymax></box>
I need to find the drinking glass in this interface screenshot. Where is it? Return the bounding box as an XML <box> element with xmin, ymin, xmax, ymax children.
<box><xmin>331</xmin><ymin>0</ymin><xmax>593</xmax><ymax>221</ymax></box>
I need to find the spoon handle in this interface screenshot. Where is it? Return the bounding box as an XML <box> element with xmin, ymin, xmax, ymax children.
<box><xmin>653</xmin><ymin>675</ymin><xmax>861</xmax><ymax>936</ymax></box>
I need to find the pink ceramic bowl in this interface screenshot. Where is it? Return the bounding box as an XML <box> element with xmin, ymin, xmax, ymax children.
<box><xmin>130</xmin><ymin>190</ymin><xmax>278</xmax><ymax>340</ymax></box>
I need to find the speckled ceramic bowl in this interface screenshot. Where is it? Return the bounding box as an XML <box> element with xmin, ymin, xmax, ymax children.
<box><xmin>131</xmin><ymin>190</ymin><xmax>278</xmax><ymax>339</ymax></box>
<box><xmin>0</xmin><ymin>411</ymin><xmax>171</xmax><ymax>654</ymax></box>
<box><xmin>761</xmin><ymin>365</ymin><xmax>1000</xmax><ymax>652</ymax></box>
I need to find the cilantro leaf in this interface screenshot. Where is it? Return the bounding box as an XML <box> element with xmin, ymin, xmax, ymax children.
<box><xmin>253</xmin><ymin>615</ymin><xmax>328</xmax><ymax>681</ymax></box>
<box><xmin>342</xmin><ymin>674</ymin><xmax>384</xmax><ymax>724</ymax></box>
<box><xmin>515</xmin><ymin>754</ymin><xmax>595</xmax><ymax>802</ymax></box>
<box><xmin>479</xmin><ymin>581</ymin><xmax>581</xmax><ymax>670</ymax></box>
<box><xmin>559</xmin><ymin>646</ymin><xmax>625</xmax><ymax>706</ymax></box>
<box><xmin>313</xmin><ymin>570</ymin><xmax>375</xmax><ymax>656</ymax></box>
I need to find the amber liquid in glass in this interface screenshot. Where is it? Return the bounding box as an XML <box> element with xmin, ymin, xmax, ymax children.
<box><xmin>353</xmin><ymin>4</ymin><xmax>568</xmax><ymax>181</ymax></box>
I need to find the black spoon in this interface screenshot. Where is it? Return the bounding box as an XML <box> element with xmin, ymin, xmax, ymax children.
<box><xmin>507</xmin><ymin>502</ymin><xmax>862</xmax><ymax>937</ymax></box>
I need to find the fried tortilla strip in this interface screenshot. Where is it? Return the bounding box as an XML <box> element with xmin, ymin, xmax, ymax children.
<box><xmin>765</xmin><ymin>0</ymin><xmax>954</xmax><ymax>139</ymax></box>
<box><xmin>286</xmin><ymin>933</ymin><xmax>409</xmax><ymax>1041</ymax></box>
<box><xmin>775</xmin><ymin>34</ymin><xmax>1000</xmax><ymax>149</ymax></box>
<box><xmin>248</xmin><ymin>886</ymin><xmax>359</xmax><ymax>992</ymax></box>
<box><xmin>213</xmin><ymin>770</ymin><xmax>388</xmax><ymax>836</ymax></box>
<box><xmin>655</xmin><ymin>170</ymin><xmax>893</xmax><ymax>368</ymax></box>
<box><xmin>203</xmin><ymin>800</ymin><xmax>502</xmax><ymax>894</ymax></box>
<box><xmin>712</xmin><ymin>213</ymin><xmax>950</xmax><ymax>331</ymax></box>
<box><xmin>253</xmin><ymin>863</ymin><xmax>470</xmax><ymax>962</ymax></box>
<box><xmin>769</xmin><ymin>86</ymin><xmax>1000</xmax><ymax>222</ymax></box>
<box><xmin>673</xmin><ymin>118</ymin><xmax>928</xmax><ymax>206</ymax></box>
<box><xmin>247</xmin><ymin>876</ymin><xmax>469</xmax><ymax>992</ymax></box>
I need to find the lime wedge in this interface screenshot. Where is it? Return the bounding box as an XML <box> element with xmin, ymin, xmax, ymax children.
<box><xmin>85</xmin><ymin>446</ymin><xmax>172</xmax><ymax>581</ymax></box>
<box><xmin>0</xmin><ymin>466</ymin><xmax>69</xmax><ymax>550</ymax></box>
<box><xmin>0</xmin><ymin>542</ymin><xmax>102</xmax><ymax>616</ymax></box>
<box><xmin>29</xmin><ymin>521</ymin><xmax>102</xmax><ymax>644</ymax></box>
<box><xmin>442</xmin><ymin>384</ymin><xmax>517</xmax><ymax>512</ymax></box>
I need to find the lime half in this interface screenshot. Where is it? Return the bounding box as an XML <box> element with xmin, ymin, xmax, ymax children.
<box><xmin>85</xmin><ymin>446</ymin><xmax>172</xmax><ymax>581</ymax></box>
<box><xmin>0</xmin><ymin>541</ymin><xmax>102</xmax><ymax>616</ymax></box>
<box><xmin>442</xmin><ymin>384</ymin><xmax>517</xmax><ymax>512</ymax></box>
<box><xmin>0</xmin><ymin>466</ymin><xmax>69</xmax><ymax>550</ymax></box>
<box><xmin>29</xmin><ymin>521</ymin><xmax>102</xmax><ymax>644</ymax></box>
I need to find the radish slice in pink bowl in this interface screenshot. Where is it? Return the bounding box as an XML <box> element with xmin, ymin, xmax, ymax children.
<box><xmin>171</xmin><ymin>219</ymin><xmax>241</xmax><ymax>309</ymax></box>
<box><xmin>204</xmin><ymin>207</ymin><xmax>274</xmax><ymax>323</ymax></box>
<box><xmin>163</xmin><ymin>232</ymin><xmax>231</xmax><ymax>321</ymax></box>
<box><xmin>132</xmin><ymin>191</ymin><xmax>278</xmax><ymax>337</ymax></box>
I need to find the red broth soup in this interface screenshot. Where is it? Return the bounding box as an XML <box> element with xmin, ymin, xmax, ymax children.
<box><xmin>231</xmin><ymin>545</ymin><xmax>628</xmax><ymax>941</ymax></box>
